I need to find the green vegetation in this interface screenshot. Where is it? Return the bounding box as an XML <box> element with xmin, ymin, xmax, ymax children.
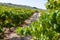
<box><xmin>0</xmin><ymin>5</ymin><xmax>35</xmax><ymax>27</ymax></box>
<box><xmin>46</xmin><ymin>0</ymin><xmax>60</xmax><ymax>9</ymax></box>
<box><xmin>0</xmin><ymin>4</ymin><xmax>36</xmax><ymax>39</ymax></box>
<box><xmin>0</xmin><ymin>27</ymin><xmax>4</xmax><ymax>39</ymax></box>
<box><xmin>16</xmin><ymin>0</ymin><xmax>60</xmax><ymax>40</ymax></box>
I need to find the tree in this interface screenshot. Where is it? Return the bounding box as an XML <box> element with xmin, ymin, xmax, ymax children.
<box><xmin>46</xmin><ymin>0</ymin><xmax>60</xmax><ymax>10</ymax></box>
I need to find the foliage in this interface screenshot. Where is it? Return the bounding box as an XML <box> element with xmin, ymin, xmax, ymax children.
<box><xmin>46</xmin><ymin>0</ymin><xmax>60</xmax><ymax>9</ymax></box>
<box><xmin>0</xmin><ymin>27</ymin><xmax>4</xmax><ymax>39</ymax></box>
<box><xmin>0</xmin><ymin>0</ymin><xmax>60</xmax><ymax>40</ymax></box>
<box><xmin>16</xmin><ymin>0</ymin><xmax>60</xmax><ymax>40</ymax></box>
<box><xmin>0</xmin><ymin>5</ymin><xmax>35</xmax><ymax>27</ymax></box>
<box><xmin>16</xmin><ymin>10</ymin><xmax>60</xmax><ymax>40</ymax></box>
<box><xmin>0</xmin><ymin>5</ymin><xmax>35</xmax><ymax>39</ymax></box>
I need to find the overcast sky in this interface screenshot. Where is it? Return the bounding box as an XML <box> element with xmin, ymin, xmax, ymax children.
<box><xmin>0</xmin><ymin>0</ymin><xmax>47</xmax><ymax>9</ymax></box>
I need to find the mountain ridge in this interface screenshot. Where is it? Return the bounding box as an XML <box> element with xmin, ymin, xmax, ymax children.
<box><xmin>0</xmin><ymin>2</ymin><xmax>40</xmax><ymax>10</ymax></box>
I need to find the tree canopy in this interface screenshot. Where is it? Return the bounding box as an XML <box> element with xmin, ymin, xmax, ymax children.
<box><xmin>46</xmin><ymin>0</ymin><xmax>60</xmax><ymax>10</ymax></box>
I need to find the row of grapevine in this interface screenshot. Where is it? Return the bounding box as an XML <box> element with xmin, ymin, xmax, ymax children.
<box><xmin>16</xmin><ymin>10</ymin><xmax>60</xmax><ymax>40</ymax></box>
<box><xmin>0</xmin><ymin>5</ymin><xmax>36</xmax><ymax>27</ymax></box>
<box><xmin>0</xmin><ymin>5</ymin><xmax>36</xmax><ymax>39</ymax></box>
<box><xmin>16</xmin><ymin>0</ymin><xmax>60</xmax><ymax>40</ymax></box>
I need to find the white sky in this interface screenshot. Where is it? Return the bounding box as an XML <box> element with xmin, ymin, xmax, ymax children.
<box><xmin>0</xmin><ymin>0</ymin><xmax>47</xmax><ymax>9</ymax></box>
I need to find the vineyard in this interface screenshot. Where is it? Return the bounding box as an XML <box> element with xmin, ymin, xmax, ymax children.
<box><xmin>0</xmin><ymin>0</ymin><xmax>60</xmax><ymax>40</ymax></box>
<box><xmin>0</xmin><ymin>5</ymin><xmax>36</xmax><ymax>39</ymax></box>
<box><xmin>16</xmin><ymin>0</ymin><xmax>60</xmax><ymax>40</ymax></box>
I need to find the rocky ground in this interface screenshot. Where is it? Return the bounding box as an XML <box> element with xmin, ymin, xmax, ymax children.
<box><xmin>4</xmin><ymin>12</ymin><xmax>40</xmax><ymax>40</ymax></box>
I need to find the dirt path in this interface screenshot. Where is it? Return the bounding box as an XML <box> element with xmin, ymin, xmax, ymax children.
<box><xmin>4</xmin><ymin>12</ymin><xmax>40</xmax><ymax>40</ymax></box>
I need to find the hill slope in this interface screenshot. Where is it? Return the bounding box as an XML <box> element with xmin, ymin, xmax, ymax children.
<box><xmin>0</xmin><ymin>2</ymin><xmax>39</xmax><ymax>10</ymax></box>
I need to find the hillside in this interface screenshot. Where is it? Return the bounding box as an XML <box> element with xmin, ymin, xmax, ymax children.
<box><xmin>0</xmin><ymin>2</ymin><xmax>40</xmax><ymax>10</ymax></box>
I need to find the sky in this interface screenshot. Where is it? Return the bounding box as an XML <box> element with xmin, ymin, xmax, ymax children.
<box><xmin>0</xmin><ymin>0</ymin><xmax>47</xmax><ymax>9</ymax></box>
